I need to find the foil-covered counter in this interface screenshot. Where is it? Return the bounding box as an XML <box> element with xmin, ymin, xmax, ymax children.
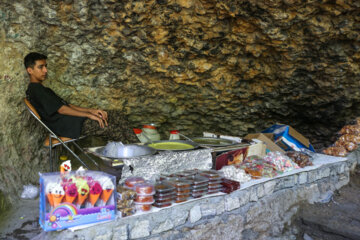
<box><xmin>121</xmin><ymin>148</ymin><xmax>213</xmax><ymax>182</ymax></box>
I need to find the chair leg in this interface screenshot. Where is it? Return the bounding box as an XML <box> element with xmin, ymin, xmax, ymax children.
<box><xmin>49</xmin><ymin>135</ymin><xmax>53</xmax><ymax>172</ymax></box>
<box><xmin>60</xmin><ymin>142</ymin><xmax>90</xmax><ymax>169</ymax></box>
<box><xmin>72</xmin><ymin>142</ymin><xmax>100</xmax><ymax>170</ymax></box>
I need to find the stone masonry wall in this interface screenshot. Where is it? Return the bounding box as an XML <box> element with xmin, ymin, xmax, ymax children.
<box><xmin>41</xmin><ymin>151</ymin><xmax>360</xmax><ymax>240</ymax></box>
<box><xmin>1</xmin><ymin>0</ymin><xmax>360</xmax><ymax>202</ymax></box>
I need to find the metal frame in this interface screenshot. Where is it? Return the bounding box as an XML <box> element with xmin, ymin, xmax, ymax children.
<box><xmin>24</xmin><ymin>98</ymin><xmax>100</xmax><ymax>171</ymax></box>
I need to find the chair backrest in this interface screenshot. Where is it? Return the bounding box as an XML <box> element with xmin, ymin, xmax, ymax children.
<box><xmin>24</xmin><ymin>98</ymin><xmax>41</xmax><ymax>120</ymax></box>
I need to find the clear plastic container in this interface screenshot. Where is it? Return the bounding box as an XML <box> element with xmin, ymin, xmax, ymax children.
<box><xmin>124</xmin><ymin>177</ymin><xmax>145</xmax><ymax>189</ymax></box>
<box><xmin>153</xmin><ymin>201</ymin><xmax>172</xmax><ymax>208</ymax></box>
<box><xmin>135</xmin><ymin>195</ymin><xmax>154</xmax><ymax>203</ymax></box>
<box><xmin>167</xmin><ymin>179</ymin><xmax>192</xmax><ymax>189</ymax></box>
<box><xmin>154</xmin><ymin>196</ymin><xmax>174</xmax><ymax>203</ymax></box>
<box><xmin>175</xmin><ymin>196</ymin><xmax>189</xmax><ymax>203</ymax></box>
<box><xmin>155</xmin><ymin>182</ymin><xmax>176</xmax><ymax>194</ymax></box>
<box><xmin>134</xmin><ymin>200</ymin><xmax>155</xmax><ymax>212</ymax></box>
<box><xmin>133</xmin><ymin>128</ymin><xmax>149</xmax><ymax>143</ymax></box>
<box><xmin>199</xmin><ymin>170</ymin><xmax>222</xmax><ymax>180</ymax></box>
<box><xmin>154</xmin><ymin>190</ymin><xmax>175</xmax><ymax>199</ymax></box>
<box><xmin>134</xmin><ymin>182</ymin><xmax>155</xmax><ymax>195</ymax></box>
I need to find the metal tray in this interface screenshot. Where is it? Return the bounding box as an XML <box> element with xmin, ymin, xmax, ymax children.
<box><xmin>191</xmin><ymin>137</ymin><xmax>238</xmax><ymax>147</ymax></box>
<box><xmin>146</xmin><ymin>140</ymin><xmax>199</xmax><ymax>151</ymax></box>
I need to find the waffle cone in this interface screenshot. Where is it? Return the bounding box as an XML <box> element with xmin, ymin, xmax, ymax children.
<box><xmin>77</xmin><ymin>194</ymin><xmax>88</xmax><ymax>206</ymax></box>
<box><xmin>52</xmin><ymin>194</ymin><xmax>64</xmax><ymax>207</ymax></box>
<box><xmin>100</xmin><ymin>189</ymin><xmax>113</xmax><ymax>204</ymax></box>
<box><xmin>89</xmin><ymin>193</ymin><xmax>101</xmax><ymax>206</ymax></box>
<box><xmin>46</xmin><ymin>193</ymin><xmax>54</xmax><ymax>207</ymax></box>
<box><xmin>65</xmin><ymin>194</ymin><xmax>76</xmax><ymax>204</ymax></box>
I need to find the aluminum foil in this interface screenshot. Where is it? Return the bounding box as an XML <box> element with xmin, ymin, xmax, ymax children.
<box><xmin>120</xmin><ymin>149</ymin><xmax>213</xmax><ymax>182</ymax></box>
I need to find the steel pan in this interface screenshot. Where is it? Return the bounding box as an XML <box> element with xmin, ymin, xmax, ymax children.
<box><xmin>146</xmin><ymin>140</ymin><xmax>199</xmax><ymax>151</ymax></box>
<box><xmin>90</xmin><ymin>144</ymin><xmax>157</xmax><ymax>159</ymax></box>
<box><xmin>191</xmin><ymin>137</ymin><xmax>238</xmax><ymax>147</ymax></box>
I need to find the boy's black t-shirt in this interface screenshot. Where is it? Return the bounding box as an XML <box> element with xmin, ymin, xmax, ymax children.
<box><xmin>26</xmin><ymin>83</ymin><xmax>85</xmax><ymax>139</ymax></box>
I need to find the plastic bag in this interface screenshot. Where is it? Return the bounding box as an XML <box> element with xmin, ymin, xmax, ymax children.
<box><xmin>286</xmin><ymin>151</ymin><xmax>313</xmax><ymax>168</ymax></box>
<box><xmin>263</xmin><ymin>151</ymin><xmax>300</xmax><ymax>172</ymax></box>
<box><xmin>20</xmin><ymin>184</ymin><xmax>39</xmax><ymax>199</ymax></box>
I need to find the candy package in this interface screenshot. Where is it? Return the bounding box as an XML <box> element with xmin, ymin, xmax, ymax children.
<box><xmin>39</xmin><ymin>171</ymin><xmax>116</xmax><ymax>232</ymax></box>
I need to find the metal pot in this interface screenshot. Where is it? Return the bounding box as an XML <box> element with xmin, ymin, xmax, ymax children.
<box><xmin>90</xmin><ymin>144</ymin><xmax>157</xmax><ymax>159</ymax></box>
<box><xmin>146</xmin><ymin>140</ymin><xmax>199</xmax><ymax>151</ymax></box>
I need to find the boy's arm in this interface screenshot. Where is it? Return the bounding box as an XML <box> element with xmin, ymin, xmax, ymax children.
<box><xmin>68</xmin><ymin>104</ymin><xmax>108</xmax><ymax>122</ymax></box>
<box><xmin>58</xmin><ymin>105</ymin><xmax>107</xmax><ymax>128</ymax></box>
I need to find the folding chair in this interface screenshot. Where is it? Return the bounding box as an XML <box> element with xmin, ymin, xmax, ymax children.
<box><xmin>24</xmin><ymin>98</ymin><xmax>100</xmax><ymax>171</ymax></box>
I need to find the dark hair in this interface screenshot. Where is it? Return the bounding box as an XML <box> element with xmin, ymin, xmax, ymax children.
<box><xmin>24</xmin><ymin>52</ymin><xmax>47</xmax><ymax>69</ymax></box>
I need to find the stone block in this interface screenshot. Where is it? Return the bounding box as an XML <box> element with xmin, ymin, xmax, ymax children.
<box><xmin>171</xmin><ymin>208</ymin><xmax>189</xmax><ymax>227</ymax></box>
<box><xmin>249</xmin><ymin>187</ymin><xmax>258</xmax><ymax>202</ymax></box>
<box><xmin>238</xmin><ymin>189</ymin><xmax>251</xmax><ymax>206</ymax></box>
<box><xmin>320</xmin><ymin>167</ymin><xmax>330</xmax><ymax>178</ymax></box>
<box><xmin>263</xmin><ymin>180</ymin><xmax>276</xmax><ymax>195</ymax></box>
<box><xmin>257</xmin><ymin>184</ymin><xmax>265</xmax><ymax>199</ymax></box>
<box><xmin>274</xmin><ymin>176</ymin><xmax>295</xmax><ymax>191</ymax></box>
<box><xmin>225</xmin><ymin>197</ymin><xmax>240</xmax><ymax>211</ymax></box>
<box><xmin>151</xmin><ymin>219</ymin><xmax>174</xmax><ymax>234</ymax></box>
<box><xmin>190</xmin><ymin>205</ymin><xmax>202</xmax><ymax>223</ymax></box>
<box><xmin>112</xmin><ymin>225</ymin><xmax>128</xmax><ymax>240</ymax></box>
<box><xmin>130</xmin><ymin>220</ymin><xmax>150</xmax><ymax>239</ymax></box>
<box><xmin>298</xmin><ymin>172</ymin><xmax>307</xmax><ymax>184</ymax></box>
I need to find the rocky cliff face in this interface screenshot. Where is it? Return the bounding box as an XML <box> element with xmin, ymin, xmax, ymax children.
<box><xmin>0</xmin><ymin>0</ymin><xmax>359</xmax><ymax>201</ymax></box>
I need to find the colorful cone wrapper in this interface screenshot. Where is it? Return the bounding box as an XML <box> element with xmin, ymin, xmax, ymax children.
<box><xmin>64</xmin><ymin>183</ymin><xmax>78</xmax><ymax>204</ymax></box>
<box><xmin>52</xmin><ymin>184</ymin><xmax>65</xmax><ymax>207</ymax></box>
<box><xmin>45</xmin><ymin>182</ymin><xmax>58</xmax><ymax>207</ymax></box>
<box><xmin>74</xmin><ymin>178</ymin><xmax>89</xmax><ymax>207</ymax></box>
<box><xmin>88</xmin><ymin>181</ymin><xmax>102</xmax><ymax>206</ymax></box>
<box><xmin>98</xmin><ymin>177</ymin><xmax>114</xmax><ymax>205</ymax></box>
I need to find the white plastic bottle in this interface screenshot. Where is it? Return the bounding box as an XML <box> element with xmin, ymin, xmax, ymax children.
<box><xmin>133</xmin><ymin>128</ymin><xmax>149</xmax><ymax>143</ymax></box>
<box><xmin>169</xmin><ymin>130</ymin><xmax>180</xmax><ymax>140</ymax></box>
<box><xmin>142</xmin><ymin>124</ymin><xmax>161</xmax><ymax>141</ymax></box>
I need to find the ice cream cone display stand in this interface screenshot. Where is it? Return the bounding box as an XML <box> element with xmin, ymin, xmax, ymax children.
<box><xmin>39</xmin><ymin>170</ymin><xmax>116</xmax><ymax>231</ymax></box>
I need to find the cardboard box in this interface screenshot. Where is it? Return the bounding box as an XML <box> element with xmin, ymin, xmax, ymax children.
<box><xmin>214</xmin><ymin>142</ymin><xmax>266</xmax><ymax>170</ymax></box>
<box><xmin>244</xmin><ymin>133</ymin><xmax>285</xmax><ymax>154</ymax></box>
<box><xmin>262</xmin><ymin>124</ymin><xmax>315</xmax><ymax>152</ymax></box>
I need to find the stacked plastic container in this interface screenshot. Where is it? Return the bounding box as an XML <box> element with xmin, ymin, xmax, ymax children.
<box><xmin>186</xmin><ymin>175</ymin><xmax>209</xmax><ymax>198</ymax></box>
<box><xmin>153</xmin><ymin>181</ymin><xmax>176</xmax><ymax>208</ymax></box>
<box><xmin>124</xmin><ymin>176</ymin><xmax>155</xmax><ymax>212</ymax></box>
<box><xmin>198</xmin><ymin>170</ymin><xmax>223</xmax><ymax>194</ymax></box>
<box><xmin>133</xmin><ymin>182</ymin><xmax>155</xmax><ymax>212</ymax></box>
<box><xmin>167</xmin><ymin>179</ymin><xmax>193</xmax><ymax>203</ymax></box>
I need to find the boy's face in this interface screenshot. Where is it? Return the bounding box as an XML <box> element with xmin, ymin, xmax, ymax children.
<box><xmin>27</xmin><ymin>59</ymin><xmax>47</xmax><ymax>83</ymax></box>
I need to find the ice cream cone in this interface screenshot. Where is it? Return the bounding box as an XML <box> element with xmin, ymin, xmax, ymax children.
<box><xmin>46</xmin><ymin>193</ymin><xmax>54</xmax><ymax>207</ymax></box>
<box><xmin>100</xmin><ymin>189</ymin><xmax>113</xmax><ymax>205</ymax></box>
<box><xmin>89</xmin><ymin>193</ymin><xmax>101</xmax><ymax>206</ymax></box>
<box><xmin>52</xmin><ymin>194</ymin><xmax>64</xmax><ymax>207</ymax></box>
<box><xmin>77</xmin><ymin>193</ymin><xmax>88</xmax><ymax>206</ymax></box>
<box><xmin>65</xmin><ymin>194</ymin><xmax>76</xmax><ymax>204</ymax></box>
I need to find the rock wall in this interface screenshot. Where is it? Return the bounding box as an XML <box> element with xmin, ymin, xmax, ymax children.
<box><xmin>1</xmin><ymin>0</ymin><xmax>360</xmax><ymax>201</ymax></box>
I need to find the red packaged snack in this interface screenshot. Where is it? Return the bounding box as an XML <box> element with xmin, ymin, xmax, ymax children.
<box><xmin>154</xmin><ymin>196</ymin><xmax>174</xmax><ymax>203</ymax></box>
<box><xmin>175</xmin><ymin>196</ymin><xmax>189</xmax><ymax>203</ymax></box>
<box><xmin>124</xmin><ymin>177</ymin><xmax>145</xmax><ymax>188</ymax></box>
<box><xmin>134</xmin><ymin>182</ymin><xmax>155</xmax><ymax>195</ymax></box>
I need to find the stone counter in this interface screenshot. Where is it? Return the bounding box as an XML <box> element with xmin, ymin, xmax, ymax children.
<box><xmin>43</xmin><ymin>150</ymin><xmax>360</xmax><ymax>240</ymax></box>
